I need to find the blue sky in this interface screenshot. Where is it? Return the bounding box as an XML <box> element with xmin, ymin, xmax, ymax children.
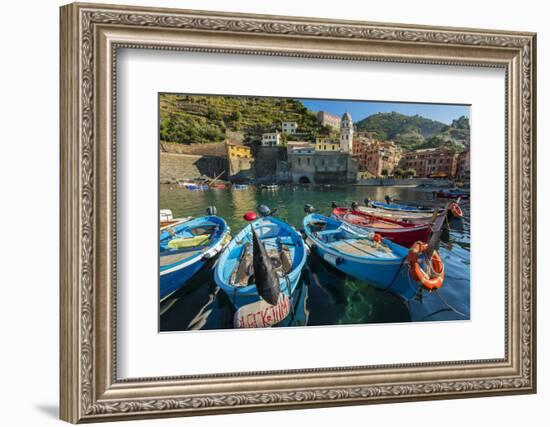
<box><xmin>300</xmin><ymin>99</ymin><xmax>470</xmax><ymax>125</ymax></box>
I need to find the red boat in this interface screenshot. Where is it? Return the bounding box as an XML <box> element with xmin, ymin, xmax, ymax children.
<box><xmin>331</xmin><ymin>207</ymin><xmax>432</xmax><ymax>247</ymax></box>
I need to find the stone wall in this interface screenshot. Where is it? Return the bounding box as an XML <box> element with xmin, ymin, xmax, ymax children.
<box><xmin>356</xmin><ymin>178</ymin><xmax>454</xmax><ymax>187</ymax></box>
<box><xmin>254</xmin><ymin>146</ymin><xmax>286</xmax><ymax>182</ymax></box>
<box><xmin>160</xmin><ymin>153</ymin><xmax>228</xmax><ymax>183</ymax></box>
<box><xmin>228</xmin><ymin>157</ymin><xmax>255</xmax><ymax>182</ymax></box>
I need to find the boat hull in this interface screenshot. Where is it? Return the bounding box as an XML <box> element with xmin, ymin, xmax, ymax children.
<box><xmin>303</xmin><ymin>214</ymin><xmax>419</xmax><ymax>300</ymax></box>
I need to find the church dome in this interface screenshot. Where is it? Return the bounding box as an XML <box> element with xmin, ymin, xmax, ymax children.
<box><xmin>342</xmin><ymin>112</ymin><xmax>352</xmax><ymax>122</ymax></box>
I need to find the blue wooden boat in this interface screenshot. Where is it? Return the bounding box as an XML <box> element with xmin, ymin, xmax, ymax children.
<box><xmin>214</xmin><ymin>217</ymin><xmax>307</xmax><ymax>310</ymax></box>
<box><xmin>303</xmin><ymin>213</ymin><xmax>421</xmax><ymax>300</ymax></box>
<box><xmin>160</xmin><ymin>216</ymin><xmax>230</xmax><ymax>301</ymax></box>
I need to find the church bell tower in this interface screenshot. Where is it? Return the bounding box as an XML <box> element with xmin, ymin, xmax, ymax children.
<box><xmin>340</xmin><ymin>112</ymin><xmax>353</xmax><ymax>153</ymax></box>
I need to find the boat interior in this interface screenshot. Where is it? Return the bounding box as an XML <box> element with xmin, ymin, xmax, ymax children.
<box><xmin>307</xmin><ymin>217</ymin><xmax>396</xmax><ymax>258</ymax></box>
<box><xmin>160</xmin><ymin>221</ymin><xmax>224</xmax><ymax>268</ymax></box>
<box><xmin>225</xmin><ymin>220</ymin><xmax>303</xmax><ymax>288</ymax></box>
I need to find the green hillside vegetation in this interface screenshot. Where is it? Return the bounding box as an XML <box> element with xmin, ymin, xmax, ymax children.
<box><xmin>160</xmin><ymin>94</ymin><xmax>327</xmax><ymax>145</ymax></box>
<box><xmin>355</xmin><ymin>111</ymin><xmax>469</xmax><ymax>152</ymax></box>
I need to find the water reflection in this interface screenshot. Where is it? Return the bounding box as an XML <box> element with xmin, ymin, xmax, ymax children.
<box><xmin>159</xmin><ymin>184</ymin><xmax>470</xmax><ymax>331</ymax></box>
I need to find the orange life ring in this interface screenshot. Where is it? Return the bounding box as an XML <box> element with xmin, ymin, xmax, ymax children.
<box><xmin>407</xmin><ymin>241</ymin><xmax>445</xmax><ymax>290</ymax></box>
<box><xmin>450</xmin><ymin>202</ymin><xmax>463</xmax><ymax>218</ymax></box>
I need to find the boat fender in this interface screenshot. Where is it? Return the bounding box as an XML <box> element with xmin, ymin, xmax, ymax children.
<box><xmin>243</xmin><ymin>211</ymin><xmax>257</xmax><ymax>221</ymax></box>
<box><xmin>407</xmin><ymin>241</ymin><xmax>445</xmax><ymax>290</ymax></box>
<box><xmin>449</xmin><ymin>202</ymin><xmax>463</xmax><ymax>218</ymax></box>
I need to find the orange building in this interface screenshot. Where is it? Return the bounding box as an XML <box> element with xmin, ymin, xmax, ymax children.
<box><xmin>353</xmin><ymin>139</ymin><xmax>402</xmax><ymax>177</ymax></box>
<box><xmin>398</xmin><ymin>148</ymin><xmax>458</xmax><ymax>178</ymax></box>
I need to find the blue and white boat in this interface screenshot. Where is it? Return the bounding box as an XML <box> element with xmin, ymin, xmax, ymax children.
<box><xmin>214</xmin><ymin>216</ymin><xmax>307</xmax><ymax>310</ymax></box>
<box><xmin>160</xmin><ymin>215</ymin><xmax>230</xmax><ymax>301</ymax></box>
<box><xmin>303</xmin><ymin>213</ymin><xmax>420</xmax><ymax>300</ymax></box>
<box><xmin>232</xmin><ymin>184</ymin><xmax>249</xmax><ymax>190</ymax></box>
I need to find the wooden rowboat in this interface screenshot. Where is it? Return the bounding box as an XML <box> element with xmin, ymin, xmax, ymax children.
<box><xmin>331</xmin><ymin>206</ymin><xmax>432</xmax><ymax>247</ymax></box>
<box><xmin>303</xmin><ymin>213</ymin><xmax>422</xmax><ymax>300</ymax></box>
<box><xmin>160</xmin><ymin>215</ymin><xmax>230</xmax><ymax>301</ymax></box>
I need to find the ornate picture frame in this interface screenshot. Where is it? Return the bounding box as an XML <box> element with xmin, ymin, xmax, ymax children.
<box><xmin>60</xmin><ymin>2</ymin><xmax>536</xmax><ymax>423</ymax></box>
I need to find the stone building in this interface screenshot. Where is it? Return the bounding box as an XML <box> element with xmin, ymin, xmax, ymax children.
<box><xmin>278</xmin><ymin>144</ymin><xmax>357</xmax><ymax>184</ymax></box>
<box><xmin>316</xmin><ymin>111</ymin><xmax>341</xmax><ymax>130</ymax></box>
<box><xmin>399</xmin><ymin>148</ymin><xmax>458</xmax><ymax>178</ymax></box>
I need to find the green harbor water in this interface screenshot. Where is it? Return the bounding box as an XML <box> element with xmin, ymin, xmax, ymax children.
<box><xmin>159</xmin><ymin>184</ymin><xmax>470</xmax><ymax>331</ymax></box>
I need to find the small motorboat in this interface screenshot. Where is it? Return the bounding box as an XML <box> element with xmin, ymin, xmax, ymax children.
<box><xmin>214</xmin><ymin>208</ymin><xmax>307</xmax><ymax>312</ymax></box>
<box><xmin>331</xmin><ymin>206</ymin><xmax>432</xmax><ymax>247</ymax></box>
<box><xmin>303</xmin><ymin>210</ymin><xmax>445</xmax><ymax>300</ymax></box>
<box><xmin>183</xmin><ymin>183</ymin><xmax>209</xmax><ymax>191</ymax></box>
<box><xmin>211</xmin><ymin>183</ymin><xmax>227</xmax><ymax>189</ymax></box>
<box><xmin>160</xmin><ymin>209</ymin><xmax>230</xmax><ymax>301</ymax></box>
<box><xmin>232</xmin><ymin>183</ymin><xmax>249</xmax><ymax>190</ymax></box>
<box><xmin>434</xmin><ymin>189</ymin><xmax>470</xmax><ymax>199</ymax></box>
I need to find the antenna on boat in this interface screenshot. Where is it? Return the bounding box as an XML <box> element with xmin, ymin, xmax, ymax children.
<box><xmin>257</xmin><ymin>204</ymin><xmax>273</xmax><ymax>218</ymax></box>
<box><xmin>304</xmin><ymin>204</ymin><xmax>315</xmax><ymax>214</ymax></box>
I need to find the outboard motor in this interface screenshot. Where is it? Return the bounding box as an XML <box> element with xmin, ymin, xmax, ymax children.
<box><xmin>384</xmin><ymin>194</ymin><xmax>392</xmax><ymax>204</ymax></box>
<box><xmin>304</xmin><ymin>204</ymin><xmax>315</xmax><ymax>214</ymax></box>
<box><xmin>331</xmin><ymin>201</ymin><xmax>338</xmax><ymax>208</ymax></box>
<box><xmin>364</xmin><ymin>197</ymin><xmax>372</xmax><ymax>207</ymax></box>
<box><xmin>206</xmin><ymin>206</ymin><xmax>217</xmax><ymax>216</ymax></box>
<box><xmin>257</xmin><ymin>204</ymin><xmax>272</xmax><ymax>218</ymax></box>
<box><xmin>351</xmin><ymin>201</ymin><xmax>359</xmax><ymax>210</ymax></box>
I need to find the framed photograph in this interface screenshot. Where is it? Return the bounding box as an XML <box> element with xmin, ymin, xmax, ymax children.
<box><xmin>60</xmin><ymin>2</ymin><xmax>537</xmax><ymax>423</ymax></box>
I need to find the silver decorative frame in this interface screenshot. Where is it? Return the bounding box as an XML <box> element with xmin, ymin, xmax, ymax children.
<box><xmin>60</xmin><ymin>2</ymin><xmax>536</xmax><ymax>423</ymax></box>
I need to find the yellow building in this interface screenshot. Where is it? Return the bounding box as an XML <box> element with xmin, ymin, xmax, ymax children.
<box><xmin>315</xmin><ymin>137</ymin><xmax>340</xmax><ymax>152</ymax></box>
<box><xmin>226</xmin><ymin>142</ymin><xmax>253</xmax><ymax>159</ymax></box>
